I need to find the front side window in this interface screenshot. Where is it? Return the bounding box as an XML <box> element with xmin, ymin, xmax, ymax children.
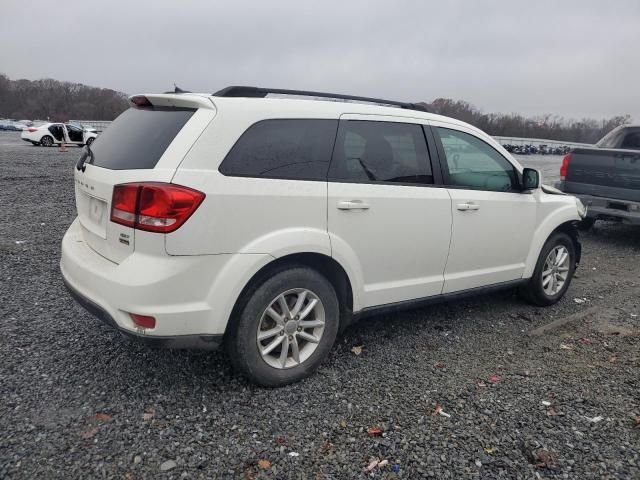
<box><xmin>436</xmin><ymin>127</ymin><xmax>517</xmax><ymax>192</ymax></box>
<box><xmin>219</xmin><ymin>119</ymin><xmax>338</xmax><ymax>180</ymax></box>
<box><xmin>329</xmin><ymin>120</ymin><xmax>433</xmax><ymax>184</ymax></box>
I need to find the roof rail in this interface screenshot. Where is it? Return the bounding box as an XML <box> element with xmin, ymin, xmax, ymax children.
<box><xmin>212</xmin><ymin>86</ymin><xmax>428</xmax><ymax>113</ymax></box>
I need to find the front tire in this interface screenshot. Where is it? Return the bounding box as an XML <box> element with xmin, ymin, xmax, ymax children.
<box><xmin>86</xmin><ymin>137</ymin><xmax>94</xmax><ymax>146</ymax></box>
<box><xmin>226</xmin><ymin>266</ymin><xmax>339</xmax><ymax>387</ymax></box>
<box><xmin>40</xmin><ymin>135</ymin><xmax>53</xmax><ymax>147</ymax></box>
<box><xmin>519</xmin><ymin>232</ymin><xmax>576</xmax><ymax>306</ymax></box>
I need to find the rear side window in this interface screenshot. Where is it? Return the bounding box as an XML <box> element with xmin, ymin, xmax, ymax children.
<box><xmin>219</xmin><ymin>119</ymin><xmax>338</xmax><ymax>180</ymax></box>
<box><xmin>90</xmin><ymin>107</ymin><xmax>195</xmax><ymax>170</ymax></box>
<box><xmin>329</xmin><ymin>120</ymin><xmax>433</xmax><ymax>184</ymax></box>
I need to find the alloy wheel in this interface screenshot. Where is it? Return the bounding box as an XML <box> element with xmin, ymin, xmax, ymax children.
<box><xmin>257</xmin><ymin>288</ymin><xmax>325</xmax><ymax>369</ymax></box>
<box><xmin>542</xmin><ymin>245</ymin><xmax>570</xmax><ymax>295</ymax></box>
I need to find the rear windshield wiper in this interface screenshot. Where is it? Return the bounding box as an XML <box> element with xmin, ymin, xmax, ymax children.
<box><xmin>76</xmin><ymin>144</ymin><xmax>94</xmax><ymax>172</ymax></box>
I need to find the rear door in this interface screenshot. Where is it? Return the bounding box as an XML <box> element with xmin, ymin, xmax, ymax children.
<box><xmin>431</xmin><ymin>124</ymin><xmax>536</xmax><ymax>293</ymax></box>
<box><xmin>327</xmin><ymin>115</ymin><xmax>452</xmax><ymax>307</ymax></box>
<box><xmin>74</xmin><ymin>95</ymin><xmax>215</xmax><ymax>263</ymax></box>
<box><xmin>48</xmin><ymin>124</ymin><xmax>64</xmax><ymax>142</ymax></box>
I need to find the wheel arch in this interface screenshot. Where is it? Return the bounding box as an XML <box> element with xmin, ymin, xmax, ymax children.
<box><xmin>552</xmin><ymin>221</ymin><xmax>581</xmax><ymax>266</ymax></box>
<box><xmin>225</xmin><ymin>252</ymin><xmax>355</xmax><ymax>337</ymax></box>
<box><xmin>524</xmin><ymin>217</ymin><xmax>581</xmax><ymax>278</ymax></box>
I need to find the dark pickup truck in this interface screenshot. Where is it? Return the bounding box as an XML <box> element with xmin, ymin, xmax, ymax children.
<box><xmin>556</xmin><ymin>125</ymin><xmax>640</xmax><ymax>229</ymax></box>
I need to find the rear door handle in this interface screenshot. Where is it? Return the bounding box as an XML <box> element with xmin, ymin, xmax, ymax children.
<box><xmin>337</xmin><ymin>200</ymin><xmax>370</xmax><ymax>210</ymax></box>
<box><xmin>456</xmin><ymin>202</ymin><xmax>480</xmax><ymax>211</ymax></box>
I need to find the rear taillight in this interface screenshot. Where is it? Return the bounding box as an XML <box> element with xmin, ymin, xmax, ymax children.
<box><xmin>27</xmin><ymin>127</ymin><xmax>38</xmax><ymax>132</ymax></box>
<box><xmin>110</xmin><ymin>182</ymin><xmax>205</xmax><ymax>233</ymax></box>
<box><xmin>560</xmin><ymin>153</ymin><xmax>572</xmax><ymax>181</ymax></box>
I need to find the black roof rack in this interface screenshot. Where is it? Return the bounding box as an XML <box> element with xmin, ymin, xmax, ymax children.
<box><xmin>212</xmin><ymin>86</ymin><xmax>428</xmax><ymax>113</ymax></box>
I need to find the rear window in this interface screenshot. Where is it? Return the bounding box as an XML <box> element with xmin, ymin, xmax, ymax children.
<box><xmin>90</xmin><ymin>107</ymin><xmax>195</xmax><ymax>170</ymax></box>
<box><xmin>219</xmin><ymin>119</ymin><xmax>338</xmax><ymax>180</ymax></box>
<box><xmin>596</xmin><ymin>127</ymin><xmax>626</xmax><ymax>149</ymax></box>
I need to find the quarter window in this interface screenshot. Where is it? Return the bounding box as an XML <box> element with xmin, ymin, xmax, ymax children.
<box><xmin>219</xmin><ymin>119</ymin><xmax>338</xmax><ymax>180</ymax></box>
<box><xmin>329</xmin><ymin>121</ymin><xmax>433</xmax><ymax>184</ymax></box>
<box><xmin>436</xmin><ymin>127</ymin><xmax>517</xmax><ymax>192</ymax></box>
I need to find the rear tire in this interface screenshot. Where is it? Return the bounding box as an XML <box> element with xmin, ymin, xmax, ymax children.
<box><xmin>40</xmin><ymin>135</ymin><xmax>53</xmax><ymax>147</ymax></box>
<box><xmin>225</xmin><ymin>266</ymin><xmax>339</xmax><ymax>387</ymax></box>
<box><xmin>519</xmin><ymin>232</ymin><xmax>576</xmax><ymax>306</ymax></box>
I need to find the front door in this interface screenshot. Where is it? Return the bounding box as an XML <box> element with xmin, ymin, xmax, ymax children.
<box><xmin>431</xmin><ymin>124</ymin><xmax>536</xmax><ymax>293</ymax></box>
<box><xmin>65</xmin><ymin>124</ymin><xmax>85</xmax><ymax>143</ymax></box>
<box><xmin>327</xmin><ymin>116</ymin><xmax>452</xmax><ymax>308</ymax></box>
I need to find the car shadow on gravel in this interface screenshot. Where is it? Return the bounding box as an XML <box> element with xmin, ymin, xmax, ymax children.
<box><xmin>69</xmin><ymin>287</ymin><xmax>526</xmax><ymax>391</ymax></box>
<box><xmin>583</xmin><ymin>222</ymin><xmax>640</xmax><ymax>249</ymax></box>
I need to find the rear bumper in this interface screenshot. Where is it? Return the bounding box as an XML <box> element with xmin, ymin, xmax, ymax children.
<box><xmin>569</xmin><ymin>193</ymin><xmax>640</xmax><ymax>225</ymax></box>
<box><xmin>60</xmin><ymin>218</ymin><xmax>271</xmax><ymax>348</ymax></box>
<box><xmin>63</xmin><ymin>276</ymin><xmax>223</xmax><ymax>349</ymax></box>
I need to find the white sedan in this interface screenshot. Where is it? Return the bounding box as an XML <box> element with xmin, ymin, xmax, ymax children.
<box><xmin>21</xmin><ymin>123</ymin><xmax>98</xmax><ymax>147</ymax></box>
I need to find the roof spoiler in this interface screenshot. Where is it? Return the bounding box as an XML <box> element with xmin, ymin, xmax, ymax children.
<box><xmin>212</xmin><ymin>86</ymin><xmax>428</xmax><ymax>113</ymax></box>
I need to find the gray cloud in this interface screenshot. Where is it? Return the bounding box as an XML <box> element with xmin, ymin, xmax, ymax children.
<box><xmin>1</xmin><ymin>0</ymin><xmax>638</xmax><ymax>120</ymax></box>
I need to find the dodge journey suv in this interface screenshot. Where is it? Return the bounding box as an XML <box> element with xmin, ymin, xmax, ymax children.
<box><xmin>61</xmin><ymin>86</ymin><xmax>586</xmax><ymax>386</ymax></box>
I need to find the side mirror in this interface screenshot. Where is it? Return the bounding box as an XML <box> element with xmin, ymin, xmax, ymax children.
<box><xmin>522</xmin><ymin>168</ymin><xmax>540</xmax><ymax>190</ymax></box>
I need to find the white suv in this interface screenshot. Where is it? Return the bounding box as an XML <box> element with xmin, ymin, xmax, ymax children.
<box><xmin>61</xmin><ymin>87</ymin><xmax>585</xmax><ymax>386</ymax></box>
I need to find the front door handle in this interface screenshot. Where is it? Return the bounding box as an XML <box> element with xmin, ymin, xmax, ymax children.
<box><xmin>337</xmin><ymin>200</ymin><xmax>370</xmax><ymax>210</ymax></box>
<box><xmin>456</xmin><ymin>202</ymin><xmax>480</xmax><ymax>211</ymax></box>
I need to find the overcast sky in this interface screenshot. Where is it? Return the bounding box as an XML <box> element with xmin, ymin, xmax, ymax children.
<box><xmin>1</xmin><ymin>0</ymin><xmax>638</xmax><ymax>120</ymax></box>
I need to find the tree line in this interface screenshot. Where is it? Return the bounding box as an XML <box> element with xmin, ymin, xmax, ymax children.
<box><xmin>0</xmin><ymin>74</ymin><xmax>631</xmax><ymax>142</ymax></box>
<box><xmin>419</xmin><ymin>98</ymin><xmax>631</xmax><ymax>144</ymax></box>
<box><xmin>0</xmin><ymin>74</ymin><xmax>128</xmax><ymax>121</ymax></box>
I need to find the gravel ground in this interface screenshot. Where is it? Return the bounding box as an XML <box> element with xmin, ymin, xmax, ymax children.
<box><xmin>1</xmin><ymin>131</ymin><xmax>639</xmax><ymax>479</ymax></box>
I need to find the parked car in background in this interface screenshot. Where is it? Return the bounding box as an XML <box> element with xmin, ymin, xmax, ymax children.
<box><xmin>61</xmin><ymin>87</ymin><xmax>585</xmax><ymax>386</ymax></box>
<box><xmin>0</xmin><ymin>119</ymin><xmax>28</xmax><ymax>131</ymax></box>
<box><xmin>21</xmin><ymin>122</ymin><xmax>98</xmax><ymax>147</ymax></box>
<box><xmin>556</xmin><ymin>125</ymin><xmax>640</xmax><ymax>229</ymax></box>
